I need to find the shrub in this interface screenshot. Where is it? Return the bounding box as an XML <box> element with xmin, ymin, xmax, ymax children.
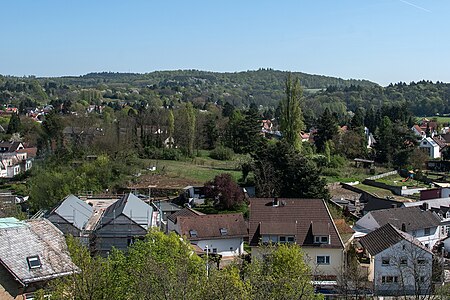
<box><xmin>209</xmin><ymin>146</ymin><xmax>234</xmax><ymax>161</ymax></box>
<box><xmin>329</xmin><ymin>155</ymin><xmax>346</xmax><ymax>168</ymax></box>
<box><xmin>144</xmin><ymin>147</ymin><xmax>182</xmax><ymax>161</ymax></box>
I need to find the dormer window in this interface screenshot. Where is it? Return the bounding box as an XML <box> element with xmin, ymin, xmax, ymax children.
<box><xmin>314</xmin><ymin>235</ymin><xmax>329</xmax><ymax>244</ymax></box>
<box><xmin>27</xmin><ymin>256</ymin><xmax>41</xmax><ymax>269</ymax></box>
<box><xmin>189</xmin><ymin>230</ymin><xmax>198</xmax><ymax>238</ymax></box>
<box><xmin>220</xmin><ymin>228</ymin><xmax>228</xmax><ymax>236</ymax></box>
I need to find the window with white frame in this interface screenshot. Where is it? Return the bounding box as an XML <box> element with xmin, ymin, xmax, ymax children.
<box><xmin>316</xmin><ymin>256</ymin><xmax>330</xmax><ymax>265</ymax></box>
<box><xmin>381</xmin><ymin>276</ymin><xmax>398</xmax><ymax>283</ymax></box>
<box><xmin>314</xmin><ymin>235</ymin><xmax>329</xmax><ymax>244</ymax></box>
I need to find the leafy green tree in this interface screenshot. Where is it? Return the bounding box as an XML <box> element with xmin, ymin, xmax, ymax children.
<box><xmin>280</xmin><ymin>73</ymin><xmax>305</xmax><ymax>151</ymax></box>
<box><xmin>315</xmin><ymin>108</ymin><xmax>338</xmax><ymax>152</ymax></box>
<box><xmin>204</xmin><ymin>114</ymin><xmax>219</xmax><ymax>149</ymax></box>
<box><xmin>222</xmin><ymin>102</ymin><xmax>235</xmax><ymax>117</ymax></box>
<box><xmin>168</xmin><ymin>109</ymin><xmax>175</xmax><ymax>148</ymax></box>
<box><xmin>244</xmin><ymin>244</ymin><xmax>322</xmax><ymax>300</ymax></box>
<box><xmin>350</xmin><ymin>107</ymin><xmax>365</xmax><ymax>129</ymax></box>
<box><xmin>225</xmin><ymin>109</ymin><xmax>262</xmax><ymax>154</ymax></box>
<box><xmin>127</xmin><ymin>230</ymin><xmax>206</xmax><ymax>300</ymax></box>
<box><xmin>374</xmin><ymin>116</ymin><xmax>394</xmax><ymax>164</ymax></box>
<box><xmin>186</xmin><ymin>102</ymin><xmax>196</xmax><ymax>156</ymax></box>
<box><xmin>203</xmin><ymin>265</ymin><xmax>250</xmax><ymax>300</ymax></box>
<box><xmin>252</xmin><ymin>141</ymin><xmax>328</xmax><ymax>199</ymax></box>
<box><xmin>7</xmin><ymin>112</ymin><xmax>21</xmax><ymax>134</ymax></box>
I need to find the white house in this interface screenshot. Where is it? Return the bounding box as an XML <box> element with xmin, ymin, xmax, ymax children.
<box><xmin>170</xmin><ymin>211</ymin><xmax>247</xmax><ymax>258</ymax></box>
<box><xmin>412</xmin><ymin>125</ymin><xmax>426</xmax><ymax>139</ymax></box>
<box><xmin>419</xmin><ymin>137</ymin><xmax>446</xmax><ymax>159</ymax></box>
<box><xmin>249</xmin><ymin>198</ymin><xmax>344</xmax><ymax>279</ymax></box>
<box><xmin>355</xmin><ymin>206</ymin><xmax>443</xmax><ymax>250</ymax></box>
<box><xmin>359</xmin><ymin>223</ymin><xmax>433</xmax><ymax>296</ymax></box>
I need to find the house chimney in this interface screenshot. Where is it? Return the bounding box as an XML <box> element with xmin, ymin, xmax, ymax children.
<box><xmin>401</xmin><ymin>223</ymin><xmax>406</xmax><ymax>232</ymax></box>
<box><xmin>423</xmin><ymin>202</ymin><xmax>429</xmax><ymax>211</ymax></box>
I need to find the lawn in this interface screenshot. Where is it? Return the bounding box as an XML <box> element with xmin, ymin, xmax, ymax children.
<box><xmin>354</xmin><ymin>184</ymin><xmax>395</xmax><ymax>198</ymax></box>
<box><xmin>134</xmin><ymin>155</ymin><xmax>244</xmax><ymax>188</ymax></box>
<box><xmin>421</xmin><ymin>116</ymin><xmax>450</xmax><ymax>124</ymax></box>
<box><xmin>375</xmin><ymin>174</ymin><xmax>427</xmax><ymax>188</ymax></box>
<box><xmin>323</xmin><ymin>160</ymin><xmax>390</xmax><ymax>184</ymax></box>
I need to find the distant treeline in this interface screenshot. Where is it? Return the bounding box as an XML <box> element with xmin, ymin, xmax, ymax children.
<box><xmin>0</xmin><ymin>70</ymin><xmax>449</xmax><ymax>118</ymax></box>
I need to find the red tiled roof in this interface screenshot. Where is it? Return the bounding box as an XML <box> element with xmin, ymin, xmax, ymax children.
<box><xmin>249</xmin><ymin>198</ymin><xmax>343</xmax><ymax>249</ymax></box>
<box><xmin>17</xmin><ymin>147</ymin><xmax>37</xmax><ymax>158</ymax></box>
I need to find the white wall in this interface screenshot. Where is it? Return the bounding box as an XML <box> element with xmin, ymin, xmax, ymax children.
<box><xmin>194</xmin><ymin>238</ymin><xmax>243</xmax><ymax>257</ymax></box>
<box><xmin>372</xmin><ymin>240</ymin><xmax>432</xmax><ymax>296</ymax></box>
<box><xmin>252</xmin><ymin>246</ymin><xmax>343</xmax><ymax>278</ymax></box>
<box><xmin>355</xmin><ymin>213</ymin><xmax>380</xmax><ymax>231</ymax></box>
<box><xmin>303</xmin><ymin>247</ymin><xmax>343</xmax><ymax>278</ymax></box>
<box><xmin>412</xmin><ymin>226</ymin><xmax>442</xmax><ymax>250</ymax></box>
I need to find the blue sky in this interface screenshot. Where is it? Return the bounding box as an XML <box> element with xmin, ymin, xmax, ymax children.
<box><xmin>1</xmin><ymin>0</ymin><xmax>448</xmax><ymax>85</ymax></box>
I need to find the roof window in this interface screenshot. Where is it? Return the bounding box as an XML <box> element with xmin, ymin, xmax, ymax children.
<box><xmin>27</xmin><ymin>256</ymin><xmax>41</xmax><ymax>269</ymax></box>
<box><xmin>189</xmin><ymin>230</ymin><xmax>198</xmax><ymax>237</ymax></box>
<box><xmin>220</xmin><ymin>228</ymin><xmax>228</xmax><ymax>236</ymax></box>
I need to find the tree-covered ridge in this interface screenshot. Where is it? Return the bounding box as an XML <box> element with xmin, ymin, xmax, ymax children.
<box><xmin>0</xmin><ymin>69</ymin><xmax>377</xmax><ymax>110</ymax></box>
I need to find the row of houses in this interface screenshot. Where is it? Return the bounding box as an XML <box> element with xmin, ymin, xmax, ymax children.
<box><xmin>2</xmin><ymin>190</ymin><xmax>448</xmax><ymax>298</ymax></box>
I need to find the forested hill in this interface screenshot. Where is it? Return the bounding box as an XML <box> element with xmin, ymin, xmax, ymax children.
<box><xmin>1</xmin><ymin>69</ymin><xmax>449</xmax><ymax>118</ymax></box>
<box><xmin>66</xmin><ymin>69</ymin><xmax>378</xmax><ymax>90</ymax></box>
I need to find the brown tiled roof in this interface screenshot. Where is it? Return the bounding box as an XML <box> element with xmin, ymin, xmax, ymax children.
<box><xmin>167</xmin><ymin>207</ymin><xmax>204</xmax><ymax>223</ymax></box>
<box><xmin>432</xmin><ymin>136</ymin><xmax>447</xmax><ymax>149</ymax></box>
<box><xmin>17</xmin><ymin>147</ymin><xmax>37</xmax><ymax>158</ymax></box>
<box><xmin>177</xmin><ymin>213</ymin><xmax>247</xmax><ymax>241</ymax></box>
<box><xmin>360</xmin><ymin>223</ymin><xmax>432</xmax><ymax>256</ymax></box>
<box><xmin>249</xmin><ymin>198</ymin><xmax>343</xmax><ymax>249</ymax></box>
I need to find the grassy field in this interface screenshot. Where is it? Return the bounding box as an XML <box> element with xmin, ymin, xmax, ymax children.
<box><xmin>354</xmin><ymin>184</ymin><xmax>395</xmax><ymax>198</ymax></box>
<box><xmin>375</xmin><ymin>174</ymin><xmax>427</xmax><ymax>188</ymax></box>
<box><xmin>148</xmin><ymin>158</ymin><xmax>242</xmax><ymax>183</ymax></box>
<box><xmin>132</xmin><ymin>153</ymin><xmax>244</xmax><ymax>189</ymax></box>
<box><xmin>421</xmin><ymin>116</ymin><xmax>450</xmax><ymax>124</ymax></box>
<box><xmin>324</xmin><ymin>160</ymin><xmax>390</xmax><ymax>184</ymax></box>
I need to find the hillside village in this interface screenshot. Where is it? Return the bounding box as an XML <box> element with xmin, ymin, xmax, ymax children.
<box><xmin>3</xmin><ymin>72</ymin><xmax>450</xmax><ymax>299</ymax></box>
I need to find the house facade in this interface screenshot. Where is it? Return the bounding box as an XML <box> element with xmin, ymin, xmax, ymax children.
<box><xmin>92</xmin><ymin>193</ymin><xmax>154</xmax><ymax>255</ymax></box>
<box><xmin>0</xmin><ymin>142</ymin><xmax>35</xmax><ymax>178</ymax></box>
<box><xmin>47</xmin><ymin>194</ymin><xmax>94</xmax><ymax>239</ymax></box>
<box><xmin>0</xmin><ymin>218</ymin><xmax>78</xmax><ymax>300</ymax></box>
<box><xmin>360</xmin><ymin>224</ymin><xmax>433</xmax><ymax>296</ymax></box>
<box><xmin>418</xmin><ymin>137</ymin><xmax>446</xmax><ymax>159</ymax></box>
<box><xmin>170</xmin><ymin>211</ymin><xmax>247</xmax><ymax>257</ymax></box>
<box><xmin>249</xmin><ymin>198</ymin><xmax>344</xmax><ymax>279</ymax></box>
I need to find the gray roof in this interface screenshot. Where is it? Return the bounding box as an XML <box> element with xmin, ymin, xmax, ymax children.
<box><xmin>0</xmin><ymin>218</ymin><xmax>78</xmax><ymax>285</ymax></box>
<box><xmin>97</xmin><ymin>193</ymin><xmax>153</xmax><ymax>230</ymax></box>
<box><xmin>360</xmin><ymin>223</ymin><xmax>432</xmax><ymax>256</ymax></box>
<box><xmin>50</xmin><ymin>194</ymin><xmax>93</xmax><ymax>230</ymax></box>
<box><xmin>368</xmin><ymin>206</ymin><xmax>441</xmax><ymax>231</ymax></box>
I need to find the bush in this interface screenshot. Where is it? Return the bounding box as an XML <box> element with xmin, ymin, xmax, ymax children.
<box><xmin>144</xmin><ymin>147</ymin><xmax>183</xmax><ymax>160</ymax></box>
<box><xmin>329</xmin><ymin>155</ymin><xmax>346</xmax><ymax>168</ymax></box>
<box><xmin>209</xmin><ymin>146</ymin><xmax>234</xmax><ymax>161</ymax></box>
<box><xmin>322</xmin><ymin>168</ymin><xmax>340</xmax><ymax>177</ymax></box>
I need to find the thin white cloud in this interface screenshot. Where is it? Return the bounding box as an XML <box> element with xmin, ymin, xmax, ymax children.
<box><xmin>398</xmin><ymin>0</ymin><xmax>431</xmax><ymax>13</ymax></box>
